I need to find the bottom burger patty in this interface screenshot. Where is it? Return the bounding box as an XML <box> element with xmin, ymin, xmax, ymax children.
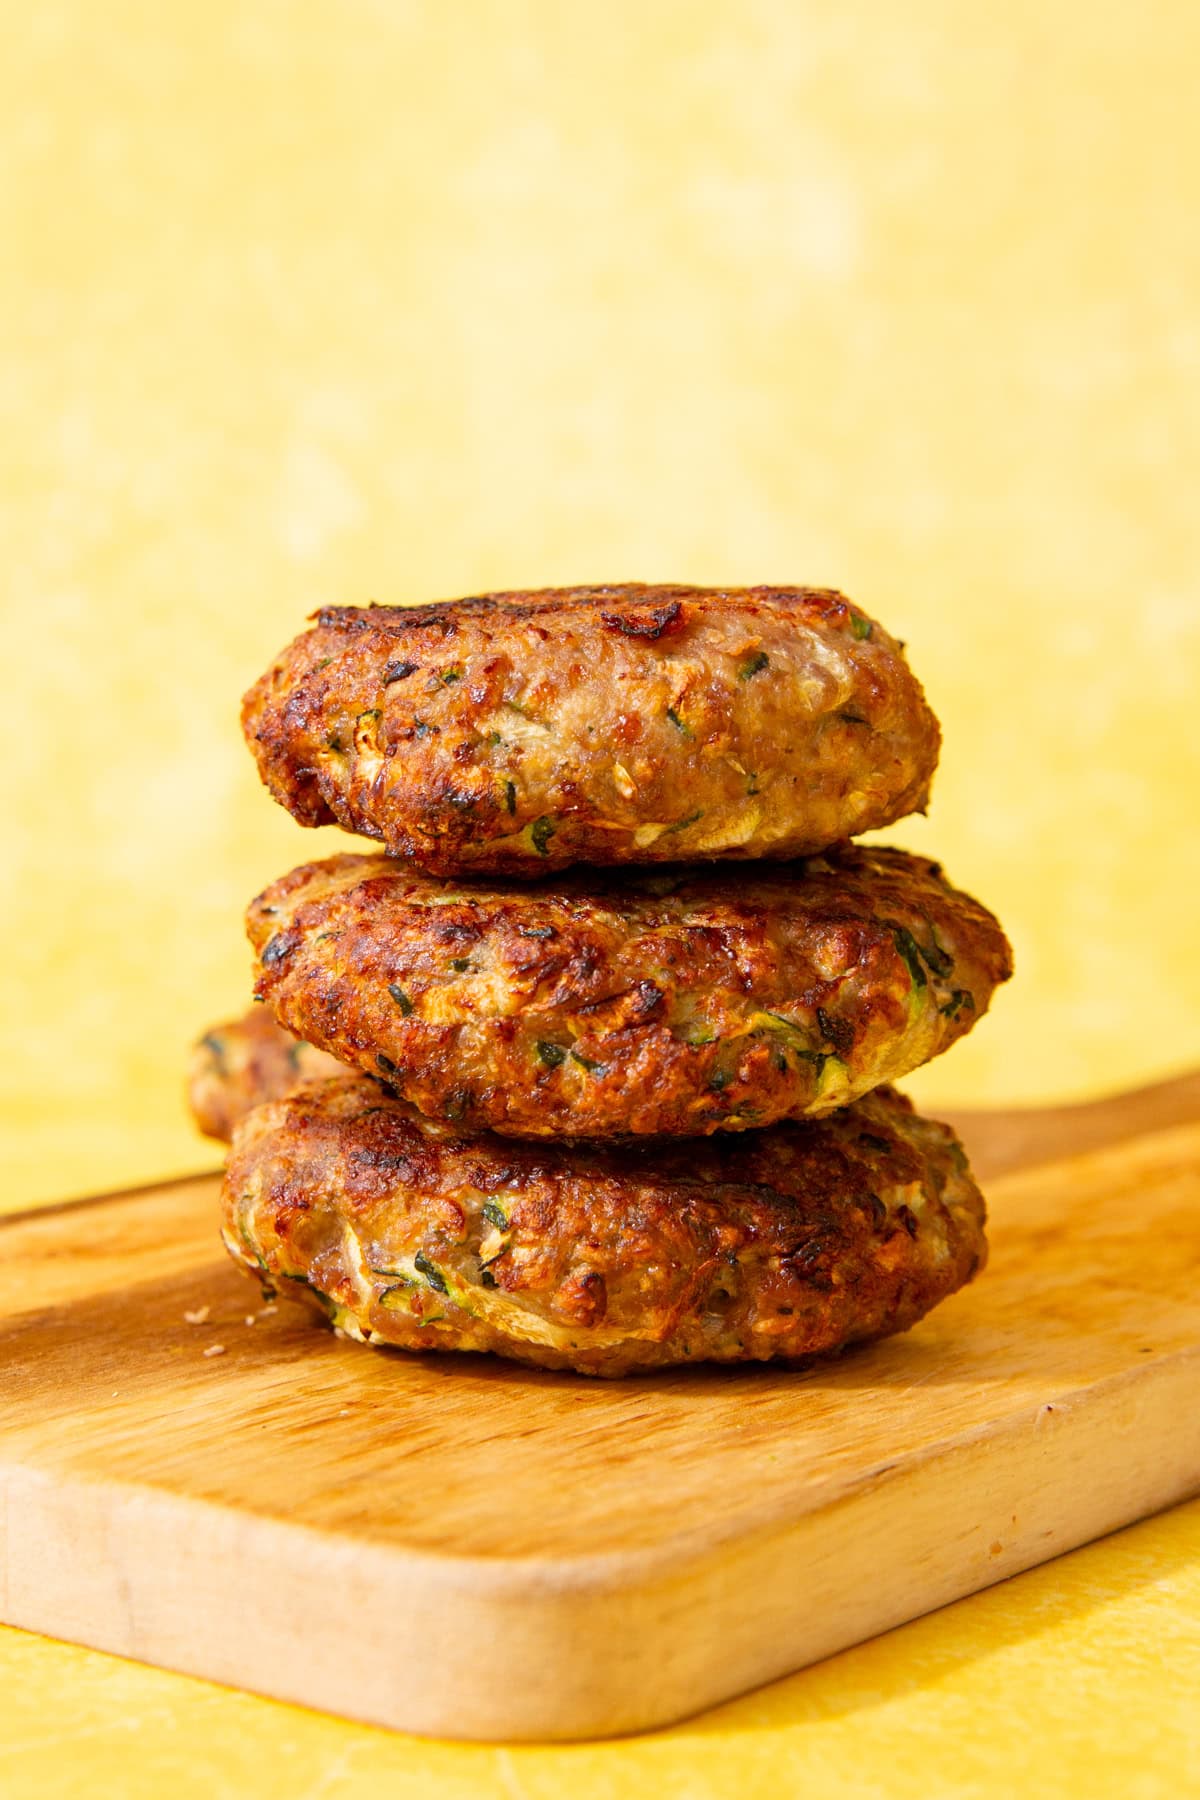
<box><xmin>221</xmin><ymin>1075</ymin><xmax>986</xmax><ymax>1376</ymax></box>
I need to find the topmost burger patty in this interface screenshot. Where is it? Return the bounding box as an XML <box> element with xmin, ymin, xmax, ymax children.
<box><xmin>242</xmin><ymin>584</ymin><xmax>940</xmax><ymax>875</ymax></box>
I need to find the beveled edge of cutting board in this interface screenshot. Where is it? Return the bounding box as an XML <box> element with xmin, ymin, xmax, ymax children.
<box><xmin>0</xmin><ymin>1166</ymin><xmax>223</xmax><ymax>1228</ymax></box>
<box><xmin>5</xmin><ymin>1320</ymin><xmax>1200</xmax><ymax>1741</ymax></box>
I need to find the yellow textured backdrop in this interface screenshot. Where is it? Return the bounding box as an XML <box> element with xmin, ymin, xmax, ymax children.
<box><xmin>4</xmin><ymin>7</ymin><xmax>1200</xmax><ymax>1793</ymax></box>
<box><xmin>4</xmin><ymin>1</ymin><xmax>1200</xmax><ymax>1208</ymax></box>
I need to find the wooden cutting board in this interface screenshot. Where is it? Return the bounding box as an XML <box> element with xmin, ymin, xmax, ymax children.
<box><xmin>2</xmin><ymin>1071</ymin><xmax>1199</xmax><ymax>1742</ymax></box>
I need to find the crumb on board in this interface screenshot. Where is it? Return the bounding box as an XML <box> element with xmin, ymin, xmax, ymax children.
<box><xmin>202</xmin><ymin>1343</ymin><xmax>226</xmax><ymax>1358</ymax></box>
<box><xmin>183</xmin><ymin>1305</ymin><xmax>211</xmax><ymax>1325</ymax></box>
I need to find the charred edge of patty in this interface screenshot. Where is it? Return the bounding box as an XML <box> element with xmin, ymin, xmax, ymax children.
<box><xmin>307</xmin><ymin>585</ymin><xmax>875</xmax><ymax>640</ymax></box>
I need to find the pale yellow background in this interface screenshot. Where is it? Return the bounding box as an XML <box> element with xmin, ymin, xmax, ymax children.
<box><xmin>3</xmin><ymin>2</ymin><xmax>1200</xmax><ymax>1792</ymax></box>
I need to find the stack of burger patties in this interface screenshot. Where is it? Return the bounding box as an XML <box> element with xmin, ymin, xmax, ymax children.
<box><xmin>191</xmin><ymin>585</ymin><xmax>1012</xmax><ymax>1376</ymax></box>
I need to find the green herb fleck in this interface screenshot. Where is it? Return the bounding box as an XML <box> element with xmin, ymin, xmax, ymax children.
<box><xmin>940</xmin><ymin>988</ymin><xmax>975</xmax><ymax>1019</ymax></box>
<box><xmin>414</xmin><ymin>1252</ymin><xmax>448</xmax><ymax>1294</ymax></box>
<box><xmin>536</xmin><ymin>1041</ymin><xmax>567</xmax><ymax>1068</ymax></box>
<box><xmin>487</xmin><ymin>730</ymin><xmax>503</xmax><ymax>746</ymax></box>
<box><xmin>505</xmin><ymin>780</ymin><xmax>517</xmax><ymax>815</ymax></box>
<box><xmin>571</xmin><ymin>1050</ymin><xmax>604</xmax><ymax>1073</ymax></box>
<box><xmin>738</xmin><ymin>650</ymin><xmax>770</xmax><ymax>679</ymax></box>
<box><xmin>759</xmin><ymin>1008</ymin><xmax>827</xmax><ymax>1058</ymax></box>
<box><xmin>889</xmin><ymin>925</ymin><xmax>928</xmax><ymax>989</ymax></box>
<box><xmin>663</xmin><ymin>808</ymin><xmax>703</xmax><ymax>835</ymax></box>
<box><xmin>238</xmin><ymin>1217</ymin><xmax>270</xmax><ymax>1273</ymax></box>
<box><xmin>709</xmin><ymin>1069</ymin><xmax>732</xmax><ymax>1092</ymax></box>
<box><xmin>754</xmin><ymin>1011</ymin><xmax>834</xmax><ymax>1071</ymax></box>
<box><xmin>481</xmin><ymin>1200</ymin><xmax>509</xmax><ymax>1231</ymax></box>
<box><xmin>325</xmin><ymin>732</ymin><xmax>344</xmax><ymax>752</ymax></box>
<box><xmin>681</xmin><ymin>1024</ymin><xmax>717</xmax><ymax>1046</ymax></box>
<box><xmin>449</xmin><ymin>957</ymin><xmax>471</xmax><ymax>973</ymax></box>
<box><xmin>921</xmin><ymin>927</ymin><xmax>955</xmax><ymax>978</ymax></box>
<box><xmin>314</xmin><ymin>657</ymin><xmax>333</xmax><ymax>672</ymax></box>
<box><xmin>441</xmin><ymin>666</ymin><xmax>462</xmax><ymax>684</ymax></box>
<box><xmin>370</xmin><ymin>1262</ymin><xmax>416</xmax><ymax>1284</ymax></box>
<box><xmin>200</xmin><ymin>1032</ymin><xmax>227</xmax><ymax>1071</ymax></box>
<box><xmin>376</xmin><ymin>1052</ymin><xmax>400</xmax><ymax>1077</ymax></box>
<box><xmin>383</xmin><ymin>660</ymin><xmax>417</xmax><ymax>684</ymax></box>
<box><xmin>530</xmin><ymin>816</ymin><xmax>556</xmax><ymax>856</ymax></box>
<box><xmin>388</xmin><ymin>983</ymin><xmax>414</xmax><ymax>1015</ymax></box>
<box><xmin>284</xmin><ymin>1272</ymin><xmax>337</xmax><ymax>1318</ymax></box>
<box><xmin>666</xmin><ymin>707</ymin><xmax>693</xmax><ymax>738</ymax></box>
<box><xmin>848</xmin><ymin>611</ymin><xmax>873</xmax><ymax>640</ymax></box>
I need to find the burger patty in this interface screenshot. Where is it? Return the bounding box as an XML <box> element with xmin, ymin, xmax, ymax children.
<box><xmin>247</xmin><ymin>844</ymin><xmax>1011</xmax><ymax>1139</ymax></box>
<box><xmin>241</xmin><ymin>585</ymin><xmax>940</xmax><ymax>875</ymax></box>
<box><xmin>188</xmin><ymin>1007</ymin><xmax>344</xmax><ymax>1141</ymax></box>
<box><xmin>221</xmin><ymin>1075</ymin><xmax>986</xmax><ymax>1376</ymax></box>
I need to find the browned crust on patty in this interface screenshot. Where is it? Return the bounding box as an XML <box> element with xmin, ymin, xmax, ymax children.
<box><xmin>246</xmin><ymin>844</ymin><xmax>1012</xmax><ymax>1139</ymax></box>
<box><xmin>221</xmin><ymin>1076</ymin><xmax>986</xmax><ymax>1376</ymax></box>
<box><xmin>241</xmin><ymin>585</ymin><xmax>941</xmax><ymax>875</ymax></box>
<box><xmin>187</xmin><ymin>1008</ymin><xmax>344</xmax><ymax>1141</ymax></box>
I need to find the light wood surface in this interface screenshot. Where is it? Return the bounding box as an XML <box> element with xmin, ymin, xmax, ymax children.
<box><xmin>2</xmin><ymin>1078</ymin><xmax>1198</xmax><ymax>1742</ymax></box>
<box><xmin>944</xmin><ymin>1065</ymin><xmax>1200</xmax><ymax>1182</ymax></box>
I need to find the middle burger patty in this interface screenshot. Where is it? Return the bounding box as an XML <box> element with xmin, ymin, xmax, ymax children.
<box><xmin>248</xmin><ymin>842</ymin><xmax>1012</xmax><ymax>1140</ymax></box>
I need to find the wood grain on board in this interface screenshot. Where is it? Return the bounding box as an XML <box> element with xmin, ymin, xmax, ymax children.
<box><xmin>1</xmin><ymin>1075</ymin><xmax>1198</xmax><ymax>1741</ymax></box>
